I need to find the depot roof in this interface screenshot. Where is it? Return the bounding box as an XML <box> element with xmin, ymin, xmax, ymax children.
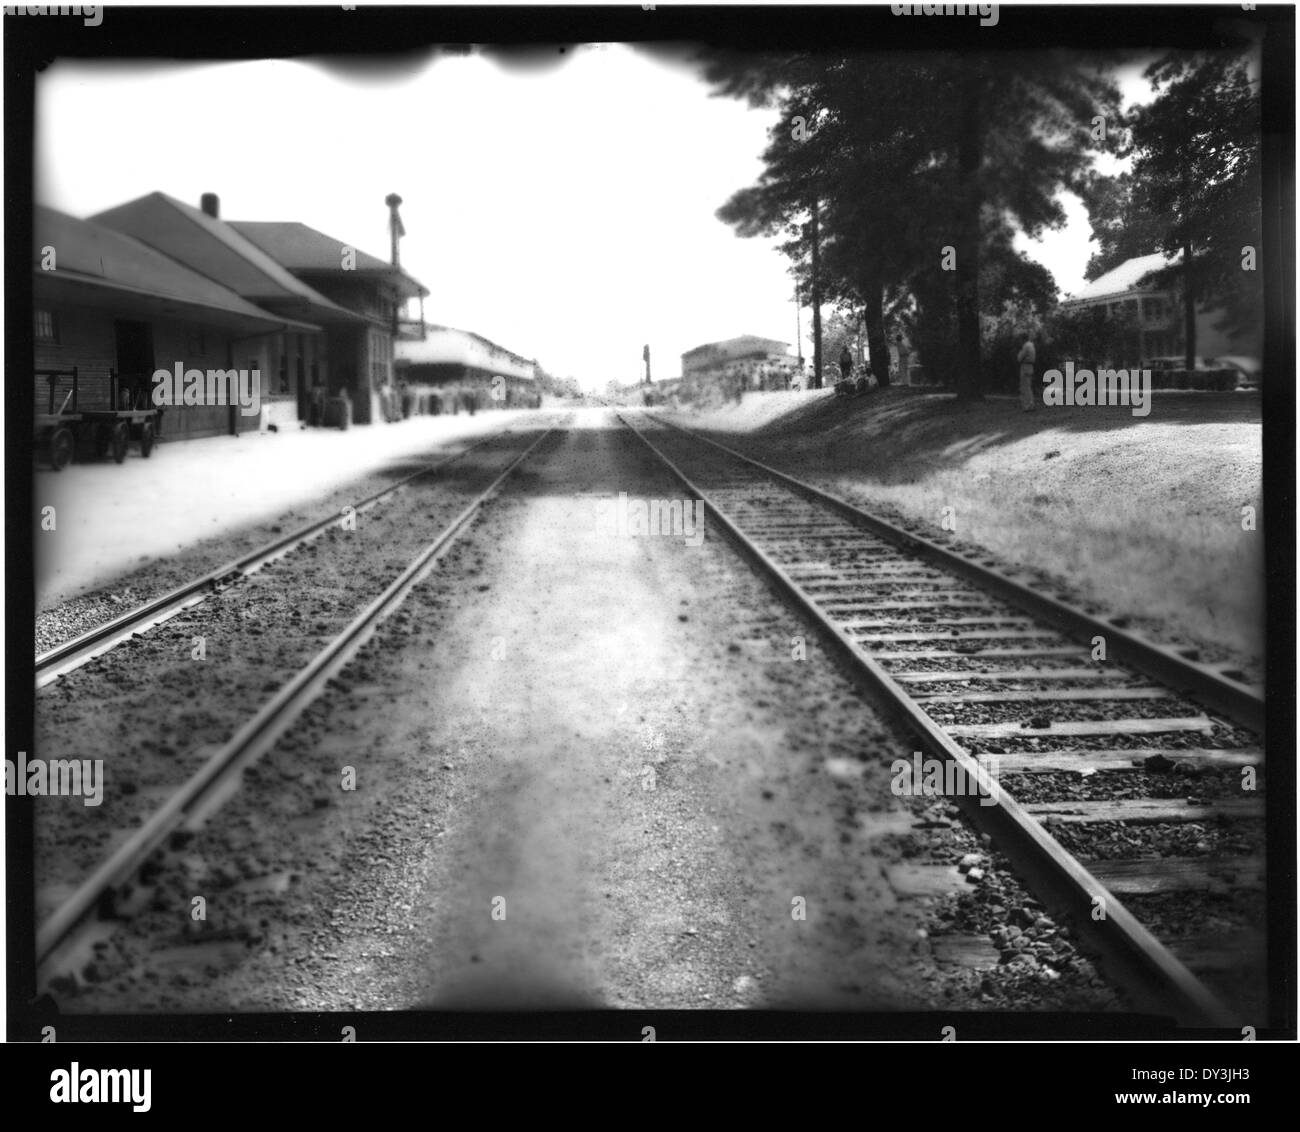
<box><xmin>35</xmin><ymin>206</ymin><xmax>316</xmax><ymax>333</ymax></box>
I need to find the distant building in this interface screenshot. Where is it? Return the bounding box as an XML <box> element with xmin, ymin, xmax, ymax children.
<box><xmin>679</xmin><ymin>334</ymin><xmax>800</xmax><ymax>398</ymax></box>
<box><xmin>1060</xmin><ymin>252</ymin><xmax>1261</xmax><ymax>364</ymax></box>
<box><xmin>394</xmin><ymin>325</ymin><xmax>539</xmax><ymax>411</ymax></box>
<box><xmin>681</xmin><ymin>334</ymin><xmax>792</xmax><ymax>377</ymax></box>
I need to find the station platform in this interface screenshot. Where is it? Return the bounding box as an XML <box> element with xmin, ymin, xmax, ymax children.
<box><xmin>31</xmin><ymin>411</ymin><xmax>539</xmax><ymax>607</ymax></box>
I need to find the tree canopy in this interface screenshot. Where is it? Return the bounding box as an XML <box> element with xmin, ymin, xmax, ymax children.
<box><xmin>699</xmin><ymin>42</ymin><xmax>1261</xmax><ymax>394</ymax></box>
<box><xmin>703</xmin><ymin>49</ymin><xmax>1118</xmax><ymax>398</ymax></box>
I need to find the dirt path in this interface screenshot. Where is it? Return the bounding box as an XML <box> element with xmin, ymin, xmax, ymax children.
<box><xmin>328</xmin><ymin>409</ymin><xmax>930</xmax><ymax>1010</ymax></box>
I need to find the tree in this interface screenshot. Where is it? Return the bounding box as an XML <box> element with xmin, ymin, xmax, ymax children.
<box><xmin>706</xmin><ymin>54</ymin><xmax>834</xmax><ymax>387</ymax></box>
<box><xmin>1042</xmin><ymin>303</ymin><xmax>1140</xmax><ymax>372</ymax></box>
<box><xmin>703</xmin><ymin>50</ymin><xmax>1118</xmax><ymax>399</ymax></box>
<box><xmin>710</xmin><ymin>53</ymin><xmax>951</xmax><ymax>391</ymax></box>
<box><xmin>977</xmin><ymin>216</ymin><xmax>1060</xmax><ymax>390</ymax></box>
<box><xmin>817</xmin><ymin>306</ymin><xmax>861</xmax><ymax>377</ymax></box>
<box><xmin>935</xmin><ymin>53</ymin><xmax>1119</xmax><ymax>398</ymax></box>
<box><xmin>1127</xmin><ymin>47</ymin><xmax>1262</xmax><ymax>370</ymax></box>
<box><xmin>1079</xmin><ymin>170</ymin><xmax>1168</xmax><ymax>281</ymax></box>
<box><xmin>909</xmin><ymin>212</ymin><xmax>1059</xmax><ymax>393</ymax></box>
<box><xmin>814</xmin><ymin>57</ymin><xmax>950</xmax><ymax>387</ymax></box>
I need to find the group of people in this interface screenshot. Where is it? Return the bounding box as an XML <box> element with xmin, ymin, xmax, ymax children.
<box><xmin>835</xmin><ymin>345</ymin><xmax>877</xmax><ymax>394</ymax></box>
<box><xmin>794</xmin><ymin>331</ymin><xmax>1043</xmax><ymax>403</ymax></box>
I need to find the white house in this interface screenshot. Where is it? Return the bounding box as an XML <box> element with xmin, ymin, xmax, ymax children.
<box><xmin>1060</xmin><ymin>252</ymin><xmax>1260</xmax><ymax>364</ymax></box>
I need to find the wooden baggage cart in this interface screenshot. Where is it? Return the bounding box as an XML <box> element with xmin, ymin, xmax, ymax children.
<box><xmin>84</xmin><ymin>369</ymin><xmax>160</xmax><ymax>463</ymax></box>
<box><xmin>34</xmin><ymin>366</ymin><xmax>160</xmax><ymax>470</ymax></box>
<box><xmin>34</xmin><ymin>366</ymin><xmax>84</xmax><ymax>471</ymax></box>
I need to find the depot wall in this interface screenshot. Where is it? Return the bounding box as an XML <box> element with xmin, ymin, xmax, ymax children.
<box><xmin>33</xmin><ymin>301</ymin><xmax>256</xmax><ymax>440</ymax></box>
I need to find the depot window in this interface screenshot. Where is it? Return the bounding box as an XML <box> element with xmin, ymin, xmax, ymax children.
<box><xmin>35</xmin><ymin>308</ymin><xmax>58</xmax><ymax>343</ymax></box>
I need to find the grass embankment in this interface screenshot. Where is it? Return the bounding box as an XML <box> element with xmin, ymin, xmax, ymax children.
<box><xmin>675</xmin><ymin>387</ymin><xmax>1265</xmax><ymax>676</ymax></box>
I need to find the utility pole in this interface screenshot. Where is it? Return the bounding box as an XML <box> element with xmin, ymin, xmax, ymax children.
<box><xmin>810</xmin><ymin>196</ymin><xmax>823</xmax><ymax>390</ymax></box>
<box><xmin>795</xmin><ymin>284</ymin><xmax>803</xmax><ymax>369</ymax></box>
<box><xmin>385</xmin><ymin>193</ymin><xmax>405</xmax><ymax>268</ymax></box>
<box><xmin>385</xmin><ymin>193</ymin><xmax>406</xmax><ymax>341</ymax></box>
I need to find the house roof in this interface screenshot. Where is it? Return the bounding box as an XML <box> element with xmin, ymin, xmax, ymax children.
<box><xmin>34</xmin><ymin>206</ymin><xmax>316</xmax><ymax>332</ymax></box>
<box><xmin>396</xmin><ymin>323</ymin><xmax>536</xmax><ymax>372</ymax></box>
<box><xmin>682</xmin><ymin>334</ymin><xmax>791</xmax><ymax>359</ymax></box>
<box><xmin>1067</xmin><ymin>251</ymin><xmax>1180</xmax><ymax>303</ymax></box>
<box><xmin>90</xmin><ymin>192</ymin><xmax>364</xmax><ymax>325</ymax></box>
<box><xmin>230</xmin><ymin>221</ymin><xmax>429</xmax><ymax>297</ymax></box>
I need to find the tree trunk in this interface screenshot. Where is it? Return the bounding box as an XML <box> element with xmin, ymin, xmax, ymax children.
<box><xmin>1182</xmin><ymin>239</ymin><xmax>1196</xmax><ymax>371</ymax></box>
<box><xmin>862</xmin><ymin>282</ymin><xmax>890</xmax><ymax>388</ymax></box>
<box><xmin>810</xmin><ymin>197</ymin><xmax>823</xmax><ymax>389</ymax></box>
<box><xmin>954</xmin><ymin>64</ymin><xmax>983</xmax><ymax>401</ymax></box>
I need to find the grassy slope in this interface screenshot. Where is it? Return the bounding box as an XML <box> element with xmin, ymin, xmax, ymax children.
<box><xmin>674</xmin><ymin>387</ymin><xmax>1265</xmax><ymax>677</ymax></box>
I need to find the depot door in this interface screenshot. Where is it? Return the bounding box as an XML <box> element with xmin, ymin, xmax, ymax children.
<box><xmin>114</xmin><ymin>320</ymin><xmax>154</xmax><ymax>410</ymax></box>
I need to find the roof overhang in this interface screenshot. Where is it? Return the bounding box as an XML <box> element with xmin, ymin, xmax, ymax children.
<box><xmin>296</xmin><ymin>266</ymin><xmax>429</xmax><ymax>300</ymax></box>
<box><xmin>251</xmin><ymin>294</ymin><xmax>369</xmax><ymax>327</ymax></box>
<box><xmin>35</xmin><ymin>272</ymin><xmax>319</xmax><ymax>335</ymax></box>
<box><xmin>1061</xmin><ymin>287</ymin><xmax>1164</xmax><ymax>307</ymax></box>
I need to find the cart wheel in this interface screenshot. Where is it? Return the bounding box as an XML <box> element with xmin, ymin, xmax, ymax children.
<box><xmin>94</xmin><ymin>424</ymin><xmax>112</xmax><ymax>458</ymax></box>
<box><xmin>111</xmin><ymin>421</ymin><xmax>129</xmax><ymax>464</ymax></box>
<box><xmin>140</xmin><ymin>421</ymin><xmax>155</xmax><ymax>458</ymax></box>
<box><xmin>49</xmin><ymin>426</ymin><xmax>75</xmax><ymax>471</ymax></box>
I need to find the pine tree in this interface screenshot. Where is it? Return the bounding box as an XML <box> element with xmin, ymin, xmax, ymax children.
<box><xmin>703</xmin><ymin>50</ymin><xmax>1118</xmax><ymax>399</ymax></box>
<box><xmin>1128</xmin><ymin>47</ymin><xmax>1262</xmax><ymax>369</ymax></box>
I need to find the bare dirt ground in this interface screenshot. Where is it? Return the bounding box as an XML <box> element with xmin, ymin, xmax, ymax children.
<box><xmin>38</xmin><ymin>409</ymin><xmax>1122</xmax><ymax>1020</ymax></box>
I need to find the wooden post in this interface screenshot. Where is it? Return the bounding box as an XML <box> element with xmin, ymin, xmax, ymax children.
<box><xmin>810</xmin><ymin>197</ymin><xmax>823</xmax><ymax>389</ymax></box>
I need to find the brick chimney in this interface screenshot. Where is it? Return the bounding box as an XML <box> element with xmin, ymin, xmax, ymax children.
<box><xmin>200</xmin><ymin>193</ymin><xmax>219</xmax><ymax>219</ymax></box>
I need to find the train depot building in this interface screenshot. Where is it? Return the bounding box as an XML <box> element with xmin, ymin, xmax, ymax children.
<box><xmin>91</xmin><ymin>191</ymin><xmax>428</xmax><ymax>429</ymax></box>
<box><xmin>228</xmin><ymin>214</ymin><xmax>429</xmax><ymax>425</ymax></box>
<box><xmin>35</xmin><ymin>191</ymin><xmax>542</xmax><ymax>458</ymax></box>
<box><xmin>34</xmin><ymin>205</ymin><xmax>318</xmax><ymax>444</ymax></box>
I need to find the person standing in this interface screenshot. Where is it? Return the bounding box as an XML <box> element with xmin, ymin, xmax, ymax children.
<box><xmin>1018</xmin><ymin>330</ymin><xmax>1037</xmax><ymax>412</ymax></box>
<box><xmin>894</xmin><ymin>333</ymin><xmax>911</xmax><ymax>385</ymax></box>
<box><xmin>839</xmin><ymin>344</ymin><xmax>854</xmax><ymax>384</ymax></box>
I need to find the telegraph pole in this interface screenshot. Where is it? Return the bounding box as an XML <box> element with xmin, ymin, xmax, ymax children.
<box><xmin>810</xmin><ymin>196</ymin><xmax>823</xmax><ymax>390</ymax></box>
<box><xmin>385</xmin><ymin>193</ymin><xmax>405</xmax><ymax>267</ymax></box>
<box><xmin>795</xmin><ymin>285</ymin><xmax>803</xmax><ymax>371</ymax></box>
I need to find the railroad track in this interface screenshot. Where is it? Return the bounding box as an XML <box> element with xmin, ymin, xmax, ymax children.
<box><xmin>35</xmin><ymin>422</ymin><xmax>535</xmax><ymax>687</ymax></box>
<box><xmin>34</xmin><ymin>421</ymin><xmax>561</xmax><ymax>982</ymax></box>
<box><xmin>621</xmin><ymin>409</ymin><xmax>1266</xmax><ymax>1028</ymax></box>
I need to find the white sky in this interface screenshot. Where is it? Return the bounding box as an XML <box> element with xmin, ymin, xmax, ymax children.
<box><xmin>37</xmin><ymin>46</ymin><xmax>1159</xmax><ymax>389</ymax></box>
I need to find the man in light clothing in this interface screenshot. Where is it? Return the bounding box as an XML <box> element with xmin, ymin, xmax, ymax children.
<box><xmin>895</xmin><ymin>333</ymin><xmax>911</xmax><ymax>385</ymax></box>
<box><xmin>1018</xmin><ymin>331</ymin><xmax>1037</xmax><ymax>412</ymax></box>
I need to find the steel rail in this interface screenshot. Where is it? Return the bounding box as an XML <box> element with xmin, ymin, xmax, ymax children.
<box><xmin>35</xmin><ymin>424</ymin><xmax>528</xmax><ymax>688</ymax></box>
<box><xmin>619</xmin><ymin>410</ymin><xmax>1236</xmax><ymax>1028</ymax></box>
<box><xmin>36</xmin><ymin>424</ymin><xmax>558</xmax><ymax>971</ymax></box>
<box><xmin>650</xmin><ymin>413</ymin><xmax>1264</xmax><ymax>734</ymax></box>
